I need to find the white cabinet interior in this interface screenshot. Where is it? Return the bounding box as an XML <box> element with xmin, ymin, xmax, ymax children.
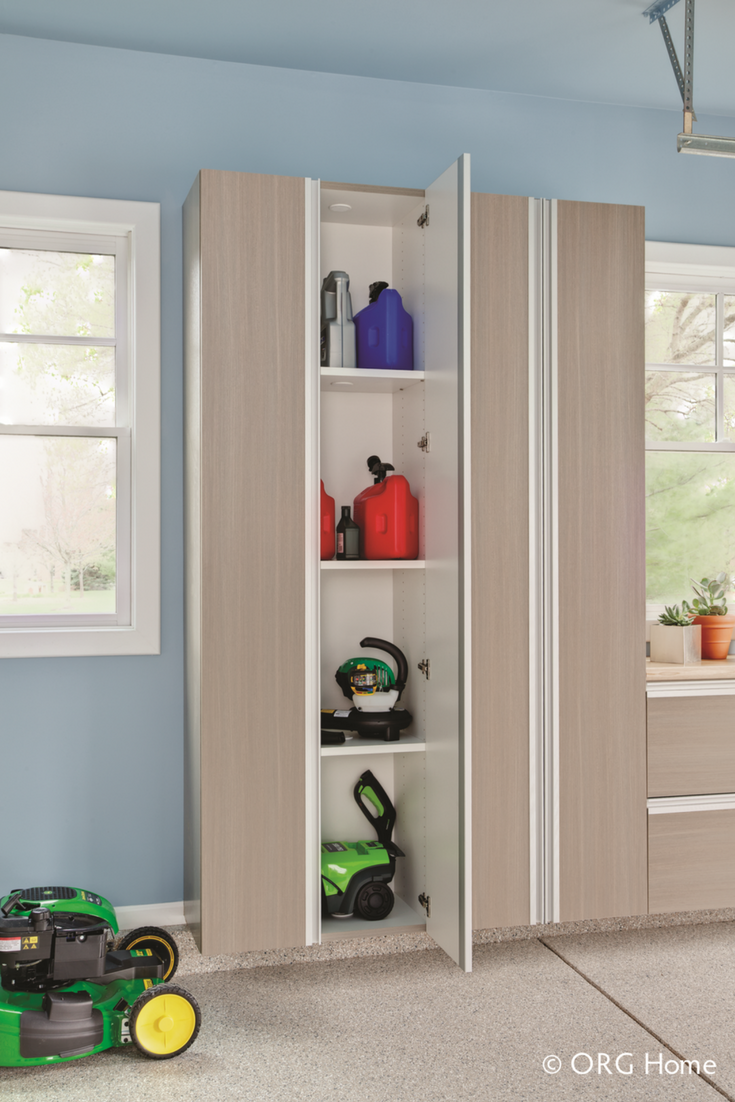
<box><xmin>315</xmin><ymin>162</ymin><xmax>471</xmax><ymax>969</ymax></box>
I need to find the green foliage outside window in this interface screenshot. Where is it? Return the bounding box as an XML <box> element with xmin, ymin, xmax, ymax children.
<box><xmin>0</xmin><ymin>249</ymin><xmax>117</xmax><ymax>614</ymax></box>
<box><xmin>646</xmin><ymin>290</ymin><xmax>735</xmax><ymax>606</ymax></box>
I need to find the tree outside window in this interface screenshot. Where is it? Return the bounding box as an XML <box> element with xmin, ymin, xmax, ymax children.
<box><xmin>645</xmin><ymin>289</ymin><xmax>735</xmax><ymax>608</ymax></box>
<box><xmin>0</xmin><ymin>238</ymin><xmax>125</xmax><ymax>620</ymax></box>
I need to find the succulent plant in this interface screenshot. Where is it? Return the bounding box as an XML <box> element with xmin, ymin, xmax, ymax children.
<box><xmin>658</xmin><ymin>604</ymin><xmax>695</xmax><ymax>626</ymax></box>
<box><xmin>683</xmin><ymin>573</ymin><xmax>732</xmax><ymax>617</ymax></box>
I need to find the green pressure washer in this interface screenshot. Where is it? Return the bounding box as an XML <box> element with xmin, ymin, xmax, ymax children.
<box><xmin>0</xmin><ymin>886</ymin><xmax>200</xmax><ymax>1067</ymax></box>
<box><xmin>321</xmin><ymin>770</ymin><xmax>404</xmax><ymax>921</ymax></box>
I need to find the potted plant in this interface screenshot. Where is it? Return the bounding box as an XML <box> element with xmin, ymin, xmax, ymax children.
<box><xmin>683</xmin><ymin>574</ymin><xmax>735</xmax><ymax>660</ymax></box>
<box><xmin>650</xmin><ymin>604</ymin><xmax>701</xmax><ymax>665</ymax></box>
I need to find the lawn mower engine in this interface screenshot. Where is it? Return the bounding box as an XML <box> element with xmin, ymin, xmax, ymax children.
<box><xmin>0</xmin><ymin>887</ymin><xmax>161</xmax><ymax>994</ymax></box>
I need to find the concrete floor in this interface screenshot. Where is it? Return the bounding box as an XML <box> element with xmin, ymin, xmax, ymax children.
<box><xmin>2</xmin><ymin>922</ymin><xmax>734</xmax><ymax>1101</ymax></box>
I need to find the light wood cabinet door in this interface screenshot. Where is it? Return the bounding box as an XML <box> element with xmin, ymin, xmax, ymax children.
<box><xmin>184</xmin><ymin>170</ymin><xmax>307</xmax><ymax>956</ymax></box>
<box><xmin>557</xmin><ymin>200</ymin><xmax>647</xmax><ymax>922</ymax></box>
<box><xmin>470</xmin><ymin>192</ymin><xmax>530</xmax><ymax>930</ymax></box>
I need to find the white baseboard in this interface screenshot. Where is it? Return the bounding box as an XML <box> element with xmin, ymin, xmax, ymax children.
<box><xmin>115</xmin><ymin>901</ymin><xmax>186</xmax><ymax>930</ymax></box>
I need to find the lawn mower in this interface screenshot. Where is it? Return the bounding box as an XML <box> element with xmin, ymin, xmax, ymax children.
<box><xmin>320</xmin><ymin>636</ymin><xmax>413</xmax><ymax>742</ymax></box>
<box><xmin>321</xmin><ymin>770</ymin><xmax>404</xmax><ymax>921</ymax></box>
<box><xmin>0</xmin><ymin>885</ymin><xmax>200</xmax><ymax>1067</ymax></box>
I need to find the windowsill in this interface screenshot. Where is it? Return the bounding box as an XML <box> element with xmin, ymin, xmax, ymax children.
<box><xmin>0</xmin><ymin>622</ymin><xmax>161</xmax><ymax>659</ymax></box>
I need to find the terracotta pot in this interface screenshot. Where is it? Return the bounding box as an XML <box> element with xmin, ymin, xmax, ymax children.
<box><xmin>692</xmin><ymin>614</ymin><xmax>735</xmax><ymax>660</ymax></box>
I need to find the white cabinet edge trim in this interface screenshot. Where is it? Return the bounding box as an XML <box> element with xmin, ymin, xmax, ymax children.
<box><xmin>304</xmin><ymin>178</ymin><xmax>321</xmax><ymax>946</ymax></box>
<box><xmin>527</xmin><ymin>197</ymin><xmax>560</xmax><ymax>926</ymax></box>
<box><xmin>648</xmin><ymin>794</ymin><xmax>735</xmax><ymax>813</ymax></box>
<box><xmin>459</xmin><ymin>152</ymin><xmax>473</xmax><ymax>971</ymax></box>
<box><xmin>647</xmin><ymin>681</ymin><xmax>735</xmax><ymax>697</ymax></box>
<box><xmin>527</xmin><ymin>198</ymin><xmax>543</xmax><ymax>926</ymax></box>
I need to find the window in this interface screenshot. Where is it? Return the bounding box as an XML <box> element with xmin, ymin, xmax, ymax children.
<box><xmin>0</xmin><ymin>191</ymin><xmax>160</xmax><ymax>657</ymax></box>
<box><xmin>646</xmin><ymin>242</ymin><xmax>735</xmax><ymax>618</ymax></box>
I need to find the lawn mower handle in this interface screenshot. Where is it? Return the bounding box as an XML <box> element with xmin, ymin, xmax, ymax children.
<box><xmin>359</xmin><ymin>637</ymin><xmax>408</xmax><ymax>695</ymax></box>
<box><xmin>1</xmin><ymin>892</ymin><xmax>22</xmax><ymax>917</ymax></box>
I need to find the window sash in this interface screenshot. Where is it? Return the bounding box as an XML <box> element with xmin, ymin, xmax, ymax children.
<box><xmin>0</xmin><ymin>228</ymin><xmax>131</xmax><ymax>627</ymax></box>
<box><xmin>646</xmin><ymin>290</ymin><xmax>735</xmax><ymax>451</ymax></box>
<box><xmin>646</xmin><ymin>244</ymin><xmax>735</xmax><ymax>617</ymax></box>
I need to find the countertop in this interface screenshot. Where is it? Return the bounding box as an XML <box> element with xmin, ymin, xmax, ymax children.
<box><xmin>646</xmin><ymin>656</ymin><xmax>735</xmax><ymax>681</ymax></box>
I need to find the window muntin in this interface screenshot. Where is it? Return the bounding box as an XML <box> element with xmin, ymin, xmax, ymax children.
<box><xmin>646</xmin><ymin>274</ymin><xmax>735</xmax><ymax>612</ymax></box>
<box><xmin>0</xmin><ymin>229</ymin><xmax>129</xmax><ymax>627</ymax></box>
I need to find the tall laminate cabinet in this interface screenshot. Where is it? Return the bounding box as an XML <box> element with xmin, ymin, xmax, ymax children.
<box><xmin>471</xmin><ymin>195</ymin><xmax>646</xmax><ymax>929</ymax></box>
<box><xmin>185</xmin><ymin>159</ymin><xmax>472</xmax><ymax>967</ymax></box>
<box><xmin>184</xmin><ymin>169</ymin><xmax>646</xmax><ymax>965</ymax></box>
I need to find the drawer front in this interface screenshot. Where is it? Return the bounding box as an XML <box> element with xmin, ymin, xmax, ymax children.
<box><xmin>647</xmin><ymin>695</ymin><xmax>735</xmax><ymax>797</ymax></box>
<box><xmin>649</xmin><ymin>808</ymin><xmax>735</xmax><ymax>912</ymax></box>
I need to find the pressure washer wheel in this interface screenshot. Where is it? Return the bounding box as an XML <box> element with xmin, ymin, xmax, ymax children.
<box><xmin>117</xmin><ymin>926</ymin><xmax>179</xmax><ymax>982</ymax></box>
<box><xmin>129</xmin><ymin>983</ymin><xmax>201</xmax><ymax>1059</ymax></box>
<box><xmin>354</xmin><ymin>881</ymin><xmax>394</xmax><ymax>921</ymax></box>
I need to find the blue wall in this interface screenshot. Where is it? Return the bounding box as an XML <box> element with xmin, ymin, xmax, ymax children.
<box><xmin>1</xmin><ymin>32</ymin><xmax>734</xmax><ymax>907</ymax></box>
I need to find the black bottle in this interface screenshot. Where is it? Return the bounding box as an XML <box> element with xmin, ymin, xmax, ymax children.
<box><xmin>336</xmin><ymin>506</ymin><xmax>360</xmax><ymax>560</ymax></box>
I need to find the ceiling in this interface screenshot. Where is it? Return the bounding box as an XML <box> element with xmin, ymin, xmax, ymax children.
<box><xmin>1</xmin><ymin>0</ymin><xmax>734</xmax><ymax>117</ymax></box>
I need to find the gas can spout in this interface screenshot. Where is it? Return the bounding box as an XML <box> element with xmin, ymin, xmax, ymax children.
<box><xmin>366</xmin><ymin>455</ymin><xmax>395</xmax><ymax>485</ymax></box>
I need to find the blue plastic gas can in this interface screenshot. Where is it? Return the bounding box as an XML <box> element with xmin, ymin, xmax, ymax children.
<box><xmin>354</xmin><ymin>286</ymin><xmax>413</xmax><ymax>371</ymax></box>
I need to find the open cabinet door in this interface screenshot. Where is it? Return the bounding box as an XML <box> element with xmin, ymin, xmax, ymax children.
<box><xmin>423</xmin><ymin>155</ymin><xmax>472</xmax><ymax>971</ymax></box>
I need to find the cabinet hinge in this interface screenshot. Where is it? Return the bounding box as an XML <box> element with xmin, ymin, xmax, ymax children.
<box><xmin>417</xmin><ymin>658</ymin><xmax>431</xmax><ymax>680</ymax></box>
<box><xmin>417</xmin><ymin>432</ymin><xmax>431</xmax><ymax>453</ymax></box>
<box><xmin>418</xmin><ymin>893</ymin><xmax>431</xmax><ymax>917</ymax></box>
<box><xmin>417</xmin><ymin>205</ymin><xmax>430</xmax><ymax>229</ymax></box>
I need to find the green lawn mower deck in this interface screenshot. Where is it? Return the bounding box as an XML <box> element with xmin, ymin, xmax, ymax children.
<box><xmin>321</xmin><ymin>771</ymin><xmax>404</xmax><ymax>921</ymax></box>
<box><xmin>0</xmin><ymin>886</ymin><xmax>200</xmax><ymax>1067</ymax></box>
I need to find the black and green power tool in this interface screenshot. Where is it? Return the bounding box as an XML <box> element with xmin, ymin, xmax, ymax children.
<box><xmin>320</xmin><ymin>637</ymin><xmax>413</xmax><ymax>742</ymax></box>
<box><xmin>321</xmin><ymin>770</ymin><xmax>404</xmax><ymax>921</ymax></box>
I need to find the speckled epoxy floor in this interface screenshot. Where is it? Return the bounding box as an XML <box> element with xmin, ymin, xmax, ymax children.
<box><xmin>3</xmin><ymin>921</ymin><xmax>735</xmax><ymax>1101</ymax></box>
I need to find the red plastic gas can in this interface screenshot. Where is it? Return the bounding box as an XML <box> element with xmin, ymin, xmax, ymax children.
<box><xmin>320</xmin><ymin>480</ymin><xmax>335</xmax><ymax>560</ymax></box>
<box><xmin>353</xmin><ymin>474</ymin><xmax>419</xmax><ymax>560</ymax></box>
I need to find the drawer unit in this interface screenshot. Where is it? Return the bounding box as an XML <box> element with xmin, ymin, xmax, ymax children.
<box><xmin>648</xmin><ymin>806</ymin><xmax>735</xmax><ymax>913</ymax></box>
<box><xmin>647</xmin><ymin>695</ymin><xmax>735</xmax><ymax>797</ymax></box>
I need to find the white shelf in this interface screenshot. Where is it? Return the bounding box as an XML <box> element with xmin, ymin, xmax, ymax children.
<box><xmin>321</xmin><ymin>367</ymin><xmax>425</xmax><ymax>394</ymax></box>
<box><xmin>321</xmin><ymin>734</ymin><xmax>426</xmax><ymax>757</ymax></box>
<box><xmin>321</xmin><ymin>894</ymin><xmax>426</xmax><ymax>939</ymax></box>
<box><xmin>321</xmin><ymin>559</ymin><xmax>425</xmax><ymax>570</ymax></box>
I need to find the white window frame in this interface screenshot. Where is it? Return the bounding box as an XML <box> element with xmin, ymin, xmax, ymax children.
<box><xmin>0</xmin><ymin>191</ymin><xmax>160</xmax><ymax>657</ymax></box>
<box><xmin>646</xmin><ymin>240</ymin><xmax>735</xmax><ymax>622</ymax></box>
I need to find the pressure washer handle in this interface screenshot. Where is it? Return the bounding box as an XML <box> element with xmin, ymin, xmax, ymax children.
<box><xmin>360</xmin><ymin>637</ymin><xmax>408</xmax><ymax>696</ymax></box>
<box><xmin>354</xmin><ymin>769</ymin><xmax>397</xmax><ymax>849</ymax></box>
